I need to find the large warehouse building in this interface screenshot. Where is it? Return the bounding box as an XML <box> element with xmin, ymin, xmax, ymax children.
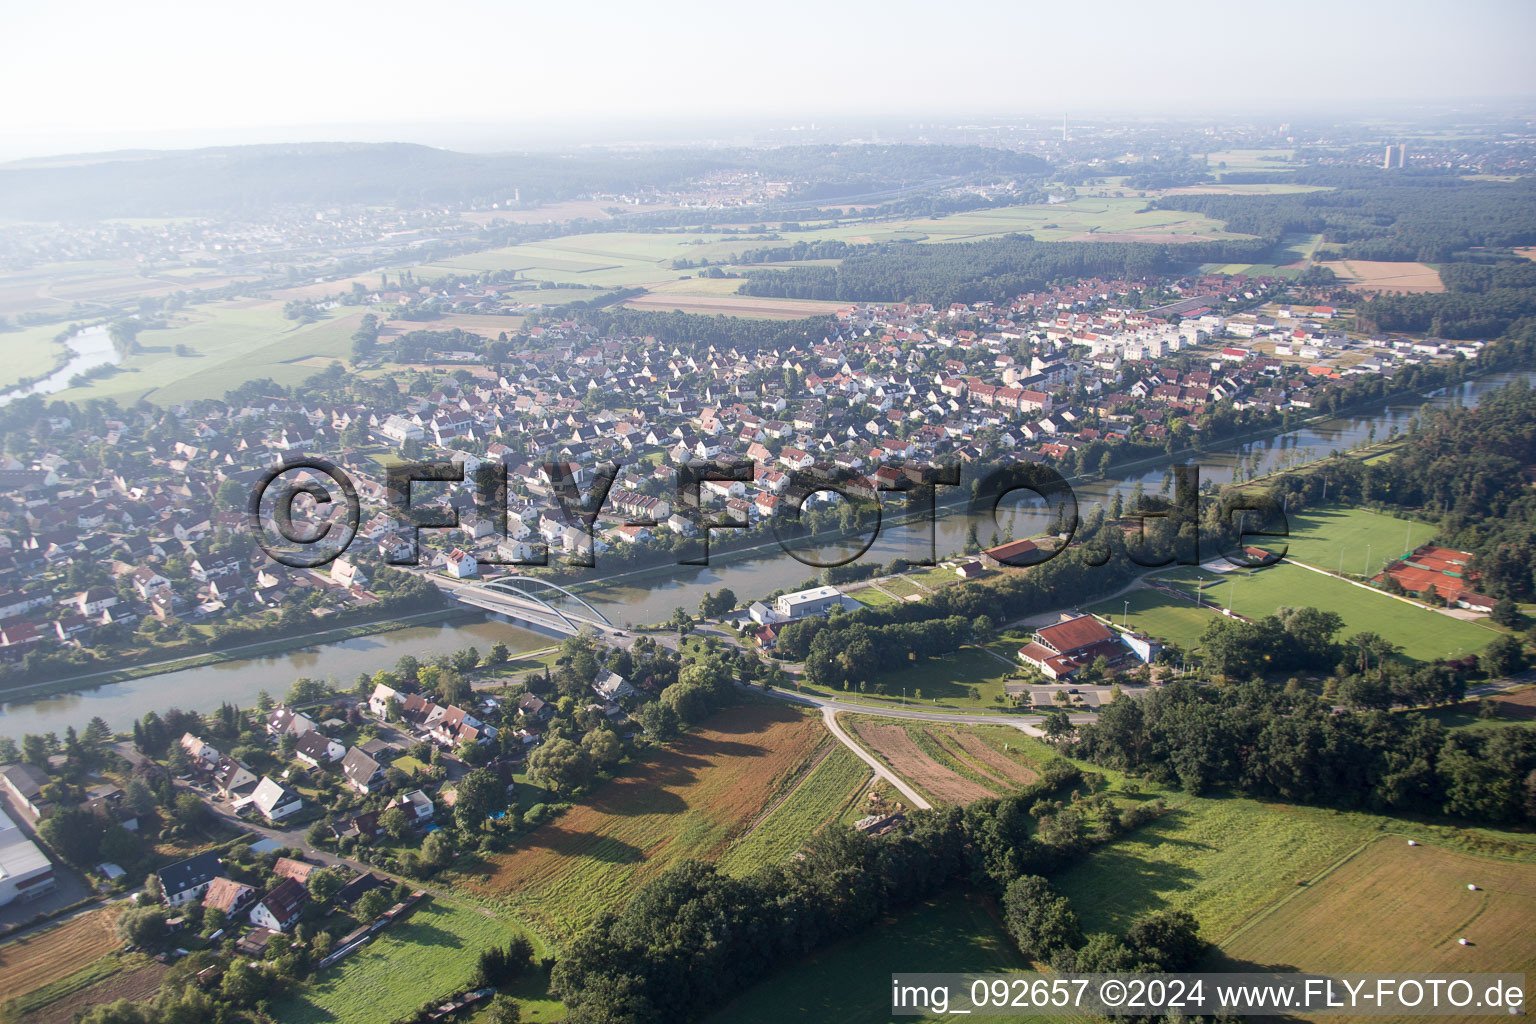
<box><xmin>0</xmin><ymin>804</ymin><xmax>55</xmax><ymax>906</ymax></box>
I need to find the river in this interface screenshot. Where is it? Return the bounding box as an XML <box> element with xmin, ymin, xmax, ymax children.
<box><xmin>1</xmin><ymin>368</ymin><xmax>1528</xmax><ymax>740</ymax></box>
<box><xmin>0</xmin><ymin>325</ymin><xmax>120</xmax><ymax>405</ymax></box>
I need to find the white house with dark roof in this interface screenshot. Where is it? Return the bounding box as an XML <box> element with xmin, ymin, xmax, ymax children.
<box><xmin>248</xmin><ymin>777</ymin><xmax>303</xmax><ymax>822</ymax></box>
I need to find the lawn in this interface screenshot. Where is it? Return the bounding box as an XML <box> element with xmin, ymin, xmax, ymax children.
<box><xmin>843</xmin><ymin>644</ymin><xmax>1020</xmax><ymax>709</ymax></box>
<box><xmin>453</xmin><ymin>705</ymin><xmax>829</xmax><ymax>942</ymax></box>
<box><xmin>1153</xmin><ymin>561</ymin><xmax>1497</xmax><ymax>661</ymax></box>
<box><xmin>849</xmin><ymin>586</ymin><xmax>898</xmax><ymax>608</ymax></box>
<box><xmin>1083</xmin><ymin>586</ymin><xmax>1221</xmax><ymax>650</ymax></box>
<box><xmin>276</xmin><ymin>898</ymin><xmax>557</xmax><ymax>1024</ymax></box>
<box><xmin>710</xmin><ymin>893</ymin><xmax>1087</xmax><ymax>1024</ymax></box>
<box><xmin>718</xmin><ymin>743</ymin><xmax>871</xmax><ymax>874</ymax></box>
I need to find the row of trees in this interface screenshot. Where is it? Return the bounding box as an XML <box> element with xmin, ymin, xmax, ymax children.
<box><xmin>1073</xmin><ymin>680</ymin><xmax>1536</xmax><ymax>823</ymax></box>
<box><xmin>550</xmin><ymin>755</ymin><xmax>1187</xmax><ymax>1024</ymax></box>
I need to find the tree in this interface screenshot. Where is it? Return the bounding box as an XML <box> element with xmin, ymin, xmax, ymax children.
<box><xmin>40</xmin><ymin>807</ymin><xmax>104</xmax><ymax>867</ymax></box>
<box><xmin>581</xmin><ymin>728</ymin><xmax>623</xmax><ymax>768</ymax></box>
<box><xmin>487</xmin><ymin>642</ymin><xmax>510</xmax><ymax>666</ymax></box>
<box><xmin>637</xmin><ymin>700</ymin><xmax>680</xmax><ymax>741</ymax></box>
<box><xmin>380</xmin><ymin>805</ymin><xmax>411</xmax><ymax>842</ymax></box>
<box><xmin>21</xmin><ymin>733</ymin><xmax>46</xmax><ymax>766</ymax></box>
<box><xmin>308</xmin><ymin>867</ymin><xmax>347</xmax><ymax>903</ymax></box>
<box><xmin>1483</xmin><ymin>634</ymin><xmax>1527</xmax><ymax>679</ymax></box>
<box><xmin>526</xmin><ymin>737</ymin><xmax>595</xmax><ymax>798</ymax></box>
<box><xmin>485</xmin><ymin>995</ymin><xmax>522</xmax><ymax>1024</ymax></box>
<box><xmin>1491</xmin><ymin>597</ymin><xmax>1523</xmax><ymax>628</ymax></box>
<box><xmin>1042</xmin><ymin>710</ymin><xmax>1073</xmax><ymax>740</ymax></box>
<box><xmin>422</xmin><ymin>829</ymin><xmax>455</xmax><ymax>870</ymax></box>
<box><xmin>1002</xmin><ymin>875</ymin><xmax>1084</xmax><ymax>959</ymax></box>
<box><xmin>453</xmin><ymin>768</ymin><xmax>504</xmax><ymax>833</ymax></box>
<box><xmin>355</xmin><ymin>888</ymin><xmax>391</xmax><ymax>921</ymax></box>
<box><xmin>116</xmin><ymin>905</ymin><xmax>167</xmax><ymax>947</ymax></box>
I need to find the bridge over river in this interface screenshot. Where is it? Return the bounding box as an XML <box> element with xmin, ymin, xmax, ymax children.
<box><xmin>429</xmin><ymin>575</ymin><xmax>618</xmax><ymax>638</ymax></box>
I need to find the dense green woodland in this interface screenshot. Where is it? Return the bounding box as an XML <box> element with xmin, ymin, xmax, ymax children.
<box><xmin>1156</xmin><ymin>171</ymin><xmax>1536</xmax><ymax>262</ymax></box>
<box><xmin>1075</xmin><ymin>680</ymin><xmax>1536</xmax><ymax>823</ymax></box>
<box><xmin>738</xmin><ymin>235</ymin><xmax>1270</xmax><ymax>306</ymax></box>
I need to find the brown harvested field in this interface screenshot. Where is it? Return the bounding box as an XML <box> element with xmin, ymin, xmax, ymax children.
<box><xmin>1513</xmin><ymin>247</ymin><xmax>1536</xmax><ymax>262</ymax></box>
<box><xmin>949</xmin><ymin>731</ymin><xmax>1040</xmax><ymax>788</ymax></box>
<box><xmin>457</xmin><ymin>705</ymin><xmax>829</xmax><ymax>941</ymax></box>
<box><xmin>22</xmin><ymin>962</ymin><xmax>167</xmax><ymax>1024</ymax></box>
<box><xmin>1331</xmin><ymin>259</ymin><xmax>1445</xmax><ymax>293</ymax></box>
<box><xmin>0</xmin><ymin>907</ymin><xmax>121</xmax><ymax>1002</ymax></box>
<box><xmin>849</xmin><ymin>720</ymin><xmax>996</xmax><ymax>805</ymax></box>
<box><xmin>1219</xmin><ymin>838</ymin><xmax>1536</xmax><ymax>983</ymax></box>
<box><xmin>380</xmin><ymin>312</ymin><xmax>523</xmax><ymax>338</ymax></box>
<box><xmin>622</xmin><ymin>292</ymin><xmax>849</xmax><ymax>320</ymax></box>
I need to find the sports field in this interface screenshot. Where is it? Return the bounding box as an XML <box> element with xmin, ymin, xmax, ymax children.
<box><xmin>1083</xmin><ymin>587</ymin><xmax>1220</xmax><ymax>649</ymax></box>
<box><xmin>711</xmin><ymin>893</ymin><xmax>1087</xmax><ymax>1024</ymax></box>
<box><xmin>1219</xmin><ymin>837</ymin><xmax>1536</xmax><ymax>977</ymax></box>
<box><xmin>455</xmin><ymin>704</ymin><xmax>830</xmax><ymax>942</ymax></box>
<box><xmin>1153</xmin><ymin>562</ymin><xmax>1497</xmax><ymax>661</ymax></box>
<box><xmin>1267</xmin><ymin>505</ymin><xmax>1439</xmax><ymax>575</ymax></box>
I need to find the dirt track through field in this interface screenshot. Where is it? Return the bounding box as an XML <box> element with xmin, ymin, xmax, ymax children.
<box><xmin>850</xmin><ymin>721</ymin><xmax>996</xmax><ymax>804</ymax></box>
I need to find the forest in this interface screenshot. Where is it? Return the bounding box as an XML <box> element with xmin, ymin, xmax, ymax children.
<box><xmin>737</xmin><ymin>235</ymin><xmax>1271</xmax><ymax>307</ymax></box>
<box><xmin>1073</xmin><ymin>679</ymin><xmax>1536</xmax><ymax>824</ymax></box>
<box><xmin>1153</xmin><ymin>170</ymin><xmax>1536</xmax><ymax>262</ymax></box>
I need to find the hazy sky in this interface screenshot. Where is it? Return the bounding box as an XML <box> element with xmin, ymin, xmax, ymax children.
<box><xmin>3</xmin><ymin>0</ymin><xmax>1533</xmax><ymax>158</ymax></box>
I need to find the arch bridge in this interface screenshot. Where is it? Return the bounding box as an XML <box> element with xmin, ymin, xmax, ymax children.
<box><xmin>433</xmin><ymin>574</ymin><xmax>615</xmax><ymax>637</ymax></box>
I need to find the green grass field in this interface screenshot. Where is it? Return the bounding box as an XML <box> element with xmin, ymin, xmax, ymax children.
<box><xmin>718</xmin><ymin>744</ymin><xmax>871</xmax><ymax>874</ymax></box>
<box><xmin>1083</xmin><ymin>587</ymin><xmax>1221</xmax><ymax>649</ymax></box>
<box><xmin>1153</xmin><ymin>562</ymin><xmax>1497</xmax><ymax>661</ymax></box>
<box><xmin>48</xmin><ymin>300</ymin><xmax>360</xmax><ymax>406</ymax></box>
<box><xmin>405</xmin><ymin>200</ymin><xmax>1253</xmax><ymax>292</ymax></box>
<box><xmin>276</xmin><ymin>898</ymin><xmax>558</xmax><ymax>1024</ymax></box>
<box><xmin>710</xmin><ymin>893</ymin><xmax>1085</xmax><ymax>1024</ymax></box>
<box><xmin>1263</xmin><ymin>505</ymin><xmax>1438</xmax><ymax>576</ymax></box>
<box><xmin>0</xmin><ymin>321</ymin><xmax>80</xmax><ymax>390</ymax></box>
<box><xmin>1054</xmin><ymin>788</ymin><xmax>1536</xmax><ymax>972</ymax></box>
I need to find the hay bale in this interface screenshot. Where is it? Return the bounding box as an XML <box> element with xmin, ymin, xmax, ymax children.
<box><xmin>1468</xmin><ymin>883</ymin><xmax>1478</xmax><ymax>891</ymax></box>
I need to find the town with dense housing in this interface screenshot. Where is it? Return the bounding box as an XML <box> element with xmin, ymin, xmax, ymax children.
<box><xmin>2</xmin><ymin>11</ymin><xmax>1536</xmax><ymax>1021</ymax></box>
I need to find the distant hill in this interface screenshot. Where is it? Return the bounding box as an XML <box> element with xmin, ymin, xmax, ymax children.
<box><xmin>0</xmin><ymin>141</ymin><xmax>1050</xmax><ymax>220</ymax></box>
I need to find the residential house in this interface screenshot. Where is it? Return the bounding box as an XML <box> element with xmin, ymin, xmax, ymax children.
<box><xmin>248</xmin><ymin>877</ymin><xmax>307</xmax><ymax>932</ymax></box>
<box><xmin>341</xmin><ymin>747</ymin><xmax>385</xmax><ymax>794</ymax></box>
